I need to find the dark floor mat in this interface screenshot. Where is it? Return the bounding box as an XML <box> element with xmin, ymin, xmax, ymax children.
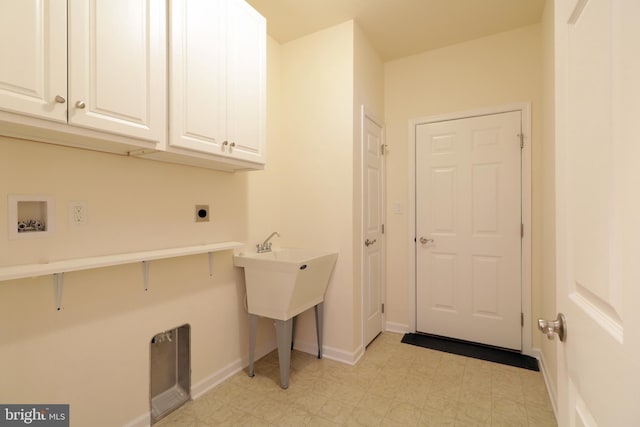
<box><xmin>401</xmin><ymin>333</ymin><xmax>539</xmax><ymax>371</ymax></box>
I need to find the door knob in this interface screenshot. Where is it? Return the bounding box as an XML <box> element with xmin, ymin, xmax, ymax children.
<box><xmin>54</xmin><ymin>95</ymin><xmax>66</xmax><ymax>103</ymax></box>
<box><xmin>365</xmin><ymin>239</ymin><xmax>376</xmax><ymax>247</ymax></box>
<box><xmin>75</xmin><ymin>100</ymin><xmax>86</xmax><ymax>109</ymax></box>
<box><xmin>419</xmin><ymin>237</ymin><xmax>434</xmax><ymax>244</ymax></box>
<box><xmin>537</xmin><ymin>313</ymin><xmax>567</xmax><ymax>342</ymax></box>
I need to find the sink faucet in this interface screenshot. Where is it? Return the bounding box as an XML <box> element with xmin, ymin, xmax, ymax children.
<box><xmin>257</xmin><ymin>232</ymin><xmax>280</xmax><ymax>253</ymax></box>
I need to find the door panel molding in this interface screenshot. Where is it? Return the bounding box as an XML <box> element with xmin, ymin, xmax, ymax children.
<box><xmin>408</xmin><ymin>102</ymin><xmax>532</xmax><ymax>355</ymax></box>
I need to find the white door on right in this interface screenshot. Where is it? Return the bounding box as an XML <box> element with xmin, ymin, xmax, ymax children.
<box><xmin>553</xmin><ymin>0</ymin><xmax>640</xmax><ymax>425</ymax></box>
<box><xmin>416</xmin><ymin>111</ymin><xmax>522</xmax><ymax>350</ymax></box>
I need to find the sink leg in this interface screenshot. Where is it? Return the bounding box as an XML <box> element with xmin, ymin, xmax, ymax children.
<box><xmin>275</xmin><ymin>318</ymin><xmax>293</xmax><ymax>389</ymax></box>
<box><xmin>248</xmin><ymin>314</ymin><xmax>258</xmax><ymax>377</ymax></box>
<box><xmin>291</xmin><ymin>316</ymin><xmax>296</xmax><ymax>350</ymax></box>
<box><xmin>315</xmin><ymin>303</ymin><xmax>324</xmax><ymax>359</ymax></box>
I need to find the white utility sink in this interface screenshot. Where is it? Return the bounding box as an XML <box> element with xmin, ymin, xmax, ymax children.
<box><xmin>233</xmin><ymin>248</ymin><xmax>338</xmax><ymax>321</ymax></box>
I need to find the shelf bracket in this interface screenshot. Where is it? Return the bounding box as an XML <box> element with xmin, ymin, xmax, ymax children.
<box><xmin>208</xmin><ymin>252</ymin><xmax>214</xmax><ymax>277</ymax></box>
<box><xmin>142</xmin><ymin>261</ymin><xmax>150</xmax><ymax>291</ymax></box>
<box><xmin>53</xmin><ymin>273</ymin><xmax>64</xmax><ymax>311</ymax></box>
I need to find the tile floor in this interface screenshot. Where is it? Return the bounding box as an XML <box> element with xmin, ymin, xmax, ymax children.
<box><xmin>156</xmin><ymin>332</ymin><xmax>557</xmax><ymax>426</ymax></box>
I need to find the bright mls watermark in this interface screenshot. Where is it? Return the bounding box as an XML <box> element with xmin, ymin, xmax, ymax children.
<box><xmin>0</xmin><ymin>405</ymin><xmax>68</xmax><ymax>427</ymax></box>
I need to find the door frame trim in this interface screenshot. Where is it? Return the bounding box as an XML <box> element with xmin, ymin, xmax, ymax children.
<box><xmin>407</xmin><ymin>102</ymin><xmax>532</xmax><ymax>355</ymax></box>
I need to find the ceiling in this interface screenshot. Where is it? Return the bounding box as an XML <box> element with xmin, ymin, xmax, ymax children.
<box><xmin>245</xmin><ymin>0</ymin><xmax>546</xmax><ymax>61</ymax></box>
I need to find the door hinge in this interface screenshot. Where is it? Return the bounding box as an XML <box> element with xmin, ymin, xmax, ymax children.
<box><xmin>381</xmin><ymin>143</ymin><xmax>388</xmax><ymax>155</ymax></box>
<box><xmin>518</xmin><ymin>133</ymin><xmax>524</xmax><ymax>149</ymax></box>
<box><xmin>521</xmin><ymin>223</ymin><xmax>524</xmax><ymax>238</ymax></box>
<box><xmin>521</xmin><ymin>312</ymin><xmax>524</xmax><ymax>327</ymax></box>
<box><xmin>381</xmin><ymin>224</ymin><xmax>385</xmax><ymax>234</ymax></box>
<box><xmin>381</xmin><ymin>303</ymin><xmax>385</xmax><ymax>314</ymax></box>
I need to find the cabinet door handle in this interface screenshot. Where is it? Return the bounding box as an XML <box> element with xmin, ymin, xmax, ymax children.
<box><xmin>230</xmin><ymin>142</ymin><xmax>236</xmax><ymax>147</ymax></box>
<box><xmin>54</xmin><ymin>95</ymin><xmax>66</xmax><ymax>104</ymax></box>
<box><xmin>222</xmin><ymin>141</ymin><xmax>229</xmax><ymax>146</ymax></box>
<box><xmin>75</xmin><ymin>100</ymin><xmax>86</xmax><ymax>109</ymax></box>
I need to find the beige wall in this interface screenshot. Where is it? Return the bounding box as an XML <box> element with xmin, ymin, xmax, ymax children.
<box><xmin>0</xmin><ymin>137</ymin><xmax>260</xmax><ymax>426</ymax></box>
<box><xmin>540</xmin><ymin>0</ymin><xmax>558</xmax><ymax>402</ymax></box>
<box><xmin>383</xmin><ymin>25</ymin><xmax>544</xmax><ymax>347</ymax></box>
<box><xmin>275</xmin><ymin>20</ymin><xmax>357</xmax><ymax>356</ymax></box>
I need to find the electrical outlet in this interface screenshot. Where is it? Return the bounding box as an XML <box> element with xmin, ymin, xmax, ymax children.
<box><xmin>69</xmin><ymin>201</ymin><xmax>88</xmax><ymax>225</ymax></box>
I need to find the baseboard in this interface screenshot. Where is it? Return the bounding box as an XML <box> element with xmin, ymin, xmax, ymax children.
<box><xmin>191</xmin><ymin>340</ymin><xmax>277</xmax><ymax>399</ymax></box>
<box><xmin>530</xmin><ymin>347</ymin><xmax>558</xmax><ymax>419</ymax></box>
<box><xmin>293</xmin><ymin>340</ymin><xmax>364</xmax><ymax>366</ymax></box>
<box><xmin>385</xmin><ymin>321</ymin><xmax>409</xmax><ymax>334</ymax></box>
<box><xmin>121</xmin><ymin>412</ymin><xmax>150</xmax><ymax>427</ymax></box>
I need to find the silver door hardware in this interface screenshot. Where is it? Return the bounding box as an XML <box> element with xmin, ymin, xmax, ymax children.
<box><xmin>537</xmin><ymin>313</ymin><xmax>567</xmax><ymax>342</ymax></box>
<box><xmin>54</xmin><ymin>95</ymin><xmax>66</xmax><ymax>103</ymax></box>
<box><xmin>365</xmin><ymin>239</ymin><xmax>376</xmax><ymax>247</ymax></box>
<box><xmin>75</xmin><ymin>100</ymin><xmax>86</xmax><ymax>109</ymax></box>
<box><xmin>419</xmin><ymin>237</ymin><xmax>434</xmax><ymax>244</ymax></box>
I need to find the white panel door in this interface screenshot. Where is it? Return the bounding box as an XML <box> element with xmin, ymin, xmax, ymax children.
<box><xmin>363</xmin><ymin>112</ymin><xmax>384</xmax><ymax>346</ymax></box>
<box><xmin>554</xmin><ymin>0</ymin><xmax>640</xmax><ymax>425</ymax></box>
<box><xmin>0</xmin><ymin>0</ymin><xmax>66</xmax><ymax>122</ymax></box>
<box><xmin>68</xmin><ymin>0</ymin><xmax>166</xmax><ymax>143</ymax></box>
<box><xmin>226</xmin><ymin>0</ymin><xmax>266</xmax><ymax>163</ymax></box>
<box><xmin>416</xmin><ymin>111</ymin><xmax>522</xmax><ymax>350</ymax></box>
<box><xmin>169</xmin><ymin>0</ymin><xmax>226</xmax><ymax>154</ymax></box>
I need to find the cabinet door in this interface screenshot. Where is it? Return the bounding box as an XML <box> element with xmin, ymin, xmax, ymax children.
<box><xmin>226</xmin><ymin>0</ymin><xmax>266</xmax><ymax>163</ymax></box>
<box><xmin>169</xmin><ymin>0</ymin><xmax>227</xmax><ymax>154</ymax></box>
<box><xmin>0</xmin><ymin>0</ymin><xmax>67</xmax><ymax>122</ymax></box>
<box><xmin>68</xmin><ymin>0</ymin><xmax>166</xmax><ymax>144</ymax></box>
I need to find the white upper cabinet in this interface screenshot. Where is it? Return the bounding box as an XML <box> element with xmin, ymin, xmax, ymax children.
<box><xmin>169</xmin><ymin>0</ymin><xmax>227</xmax><ymax>154</ymax></box>
<box><xmin>0</xmin><ymin>0</ymin><xmax>166</xmax><ymax>145</ymax></box>
<box><xmin>226</xmin><ymin>0</ymin><xmax>266</xmax><ymax>163</ymax></box>
<box><xmin>68</xmin><ymin>0</ymin><xmax>167</xmax><ymax>143</ymax></box>
<box><xmin>0</xmin><ymin>0</ymin><xmax>67</xmax><ymax>122</ymax></box>
<box><xmin>169</xmin><ymin>0</ymin><xmax>266</xmax><ymax>165</ymax></box>
<box><xmin>0</xmin><ymin>0</ymin><xmax>265</xmax><ymax>171</ymax></box>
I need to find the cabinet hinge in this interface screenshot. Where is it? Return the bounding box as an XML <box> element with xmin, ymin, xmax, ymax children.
<box><xmin>521</xmin><ymin>312</ymin><xmax>524</xmax><ymax>327</ymax></box>
<box><xmin>381</xmin><ymin>303</ymin><xmax>385</xmax><ymax>314</ymax></box>
<box><xmin>381</xmin><ymin>224</ymin><xmax>385</xmax><ymax>234</ymax></box>
<box><xmin>381</xmin><ymin>143</ymin><xmax>388</xmax><ymax>155</ymax></box>
<box><xmin>518</xmin><ymin>133</ymin><xmax>524</xmax><ymax>149</ymax></box>
<box><xmin>521</xmin><ymin>223</ymin><xmax>524</xmax><ymax>238</ymax></box>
